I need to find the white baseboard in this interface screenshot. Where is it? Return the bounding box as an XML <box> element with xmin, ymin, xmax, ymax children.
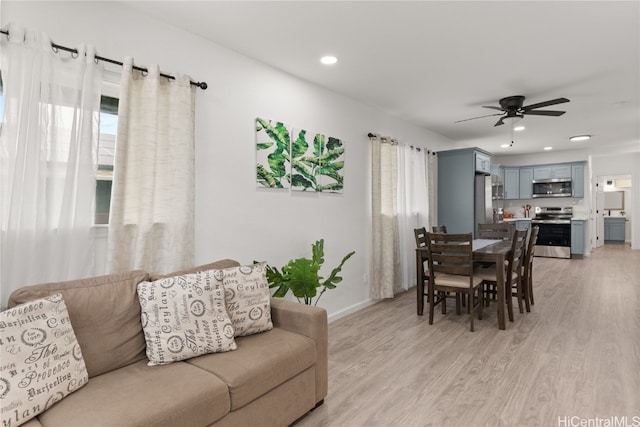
<box><xmin>328</xmin><ymin>298</ymin><xmax>378</xmax><ymax>323</ymax></box>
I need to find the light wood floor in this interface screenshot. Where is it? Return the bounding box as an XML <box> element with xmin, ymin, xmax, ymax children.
<box><xmin>297</xmin><ymin>244</ymin><xmax>640</xmax><ymax>427</ymax></box>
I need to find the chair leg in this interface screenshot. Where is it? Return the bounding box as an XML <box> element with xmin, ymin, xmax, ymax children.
<box><xmin>469</xmin><ymin>291</ymin><xmax>474</xmax><ymax>332</ymax></box>
<box><xmin>428</xmin><ymin>287</ymin><xmax>435</xmax><ymax>325</ymax></box>
<box><xmin>522</xmin><ymin>276</ymin><xmax>531</xmax><ymax>313</ymax></box>
<box><xmin>417</xmin><ymin>279</ymin><xmax>424</xmax><ymax>316</ymax></box>
<box><xmin>455</xmin><ymin>294</ymin><xmax>462</xmax><ymax>315</ymax></box>
<box><xmin>506</xmin><ymin>286</ymin><xmax>514</xmax><ymax>322</ymax></box>
<box><xmin>529</xmin><ymin>275</ymin><xmax>535</xmax><ymax>306</ymax></box>
<box><xmin>516</xmin><ymin>282</ymin><xmax>524</xmax><ymax>314</ymax></box>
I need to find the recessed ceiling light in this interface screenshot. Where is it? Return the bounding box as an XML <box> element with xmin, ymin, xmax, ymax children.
<box><xmin>570</xmin><ymin>135</ymin><xmax>591</xmax><ymax>142</ymax></box>
<box><xmin>320</xmin><ymin>55</ymin><xmax>338</xmax><ymax>65</ymax></box>
<box><xmin>514</xmin><ymin>126</ymin><xmax>525</xmax><ymax>131</ymax></box>
<box><xmin>500</xmin><ymin>144</ymin><xmax>510</xmax><ymax>148</ymax></box>
<box><xmin>544</xmin><ymin>146</ymin><xmax>553</xmax><ymax>151</ymax></box>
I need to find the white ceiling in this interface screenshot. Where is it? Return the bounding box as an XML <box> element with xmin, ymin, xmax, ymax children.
<box><xmin>124</xmin><ymin>1</ymin><xmax>640</xmax><ymax>156</ymax></box>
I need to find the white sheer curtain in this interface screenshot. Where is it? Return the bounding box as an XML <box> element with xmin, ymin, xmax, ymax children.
<box><xmin>106</xmin><ymin>58</ymin><xmax>195</xmax><ymax>274</ymax></box>
<box><xmin>0</xmin><ymin>24</ymin><xmax>103</xmax><ymax>308</ymax></box>
<box><xmin>397</xmin><ymin>145</ymin><xmax>430</xmax><ymax>290</ymax></box>
<box><xmin>370</xmin><ymin>136</ymin><xmax>401</xmax><ymax>299</ymax></box>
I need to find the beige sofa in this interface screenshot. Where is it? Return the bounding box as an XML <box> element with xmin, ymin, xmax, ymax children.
<box><xmin>7</xmin><ymin>259</ymin><xmax>328</xmax><ymax>427</ymax></box>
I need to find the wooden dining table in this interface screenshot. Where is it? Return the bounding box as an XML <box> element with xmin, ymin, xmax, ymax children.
<box><xmin>416</xmin><ymin>239</ymin><xmax>512</xmax><ymax>330</ymax></box>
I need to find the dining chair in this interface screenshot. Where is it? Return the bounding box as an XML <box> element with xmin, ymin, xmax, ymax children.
<box><xmin>477</xmin><ymin>222</ymin><xmax>512</xmax><ymax>302</ymax></box>
<box><xmin>431</xmin><ymin>225</ymin><xmax>448</xmax><ymax>233</ymax></box>
<box><xmin>475</xmin><ymin>229</ymin><xmax>527</xmax><ymax>321</ymax></box>
<box><xmin>425</xmin><ymin>232</ymin><xmax>483</xmax><ymax>331</ymax></box>
<box><xmin>477</xmin><ymin>223</ymin><xmax>512</xmax><ymax>240</ymax></box>
<box><xmin>522</xmin><ymin>226</ymin><xmax>540</xmax><ymax>311</ymax></box>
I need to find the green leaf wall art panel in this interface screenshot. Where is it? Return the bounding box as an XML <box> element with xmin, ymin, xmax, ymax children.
<box><xmin>255</xmin><ymin>118</ymin><xmax>345</xmax><ymax>193</ymax></box>
<box><xmin>256</xmin><ymin>117</ymin><xmax>291</xmax><ymax>189</ymax></box>
<box><xmin>318</xmin><ymin>136</ymin><xmax>345</xmax><ymax>193</ymax></box>
<box><xmin>291</xmin><ymin>127</ymin><xmax>321</xmax><ymax>192</ymax></box>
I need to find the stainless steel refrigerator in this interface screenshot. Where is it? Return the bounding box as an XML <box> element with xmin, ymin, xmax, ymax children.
<box><xmin>474</xmin><ymin>174</ymin><xmax>493</xmax><ymax>237</ymax></box>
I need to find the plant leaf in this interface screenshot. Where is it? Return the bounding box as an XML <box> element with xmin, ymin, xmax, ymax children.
<box><xmin>282</xmin><ymin>258</ymin><xmax>320</xmax><ymax>299</ymax></box>
<box><xmin>321</xmin><ymin>251</ymin><xmax>355</xmax><ymax>289</ymax></box>
<box><xmin>291</xmin><ymin>129</ymin><xmax>309</xmax><ymax>159</ymax></box>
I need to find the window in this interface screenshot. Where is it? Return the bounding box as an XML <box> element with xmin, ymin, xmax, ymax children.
<box><xmin>1</xmin><ymin>70</ymin><xmax>118</xmax><ymax>225</ymax></box>
<box><xmin>96</xmin><ymin>95</ymin><xmax>118</xmax><ymax>225</ymax></box>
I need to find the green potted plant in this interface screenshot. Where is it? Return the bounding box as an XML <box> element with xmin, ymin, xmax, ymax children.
<box><xmin>265</xmin><ymin>239</ymin><xmax>355</xmax><ymax>306</ymax></box>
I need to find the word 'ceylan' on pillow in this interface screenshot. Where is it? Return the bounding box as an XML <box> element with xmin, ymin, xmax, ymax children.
<box><xmin>137</xmin><ymin>269</ymin><xmax>237</xmax><ymax>366</ymax></box>
<box><xmin>0</xmin><ymin>293</ymin><xmax>88</xmax><ymax>427</ymax></box>
<box><xmin>216</xmin><ymin>263</ymin><xmax>273</xmax><ymax>337</ymax></box>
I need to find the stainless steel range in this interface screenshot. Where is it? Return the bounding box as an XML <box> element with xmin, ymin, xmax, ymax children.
<box><xmin>531</xmin><ymin>207</ymin><xmax>573</xmax><ymax>259</ymax></box>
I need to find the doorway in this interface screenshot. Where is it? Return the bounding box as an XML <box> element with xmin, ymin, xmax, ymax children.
<box><xmin>594</xmin><ymin>174</ymin><xmax>632</xmax><ymax>247</ymax></box>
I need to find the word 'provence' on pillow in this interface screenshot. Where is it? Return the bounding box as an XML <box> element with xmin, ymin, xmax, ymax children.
<box><xmin>137</xmin><ymin>269</ymin><xmax>237</xmax><ymax>366</ymax></box>
<box><xmin>217</xmin><ymin>262</ymin><xmax>273</xmax><ymax>337</ymax></box>
<box><xmin>0</xmin><ymin>294</ymin><xmax>88</xmax><ymax>427</ymax></box>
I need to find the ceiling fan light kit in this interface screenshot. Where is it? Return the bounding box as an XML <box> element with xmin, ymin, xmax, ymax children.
<box><xmin>455</xmin><ymin>95</ymin><xmax>570</xmax><ymax>127</ymax></box>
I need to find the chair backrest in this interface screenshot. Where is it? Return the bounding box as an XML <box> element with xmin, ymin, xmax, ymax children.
<box><xmin>414</xmin><ymin>227</ymin><xmax>428</xmax><ymax>249</ymax></box>
<box><xmin>524</xmin><ymin>226</ymin><xmax>539</xmax><ymax>271</ymax></box>
<box><xmin>426</xmin><ymin>232</ymin><xmax>474</xmax><ymax>282</ymax></box>
<box><xmin>506</xmin><ymin>229</ymin><xmax>528</xmax><ymax>283</ymax></box>
<box><xmin>477</xmin><ymin>223</ymin><xmax>512</xmax><ymax>240</ymax></box>
<box><xmin>431</xmin><ymin>225</ymin><xmax>448</xmax><ymax>233</ymax></box>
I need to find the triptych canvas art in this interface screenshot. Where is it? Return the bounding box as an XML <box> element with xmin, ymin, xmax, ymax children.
<box><xmin>255</xmin><ymin>117</ymin><xmax>345</xmax><ymax>193</ymax></box>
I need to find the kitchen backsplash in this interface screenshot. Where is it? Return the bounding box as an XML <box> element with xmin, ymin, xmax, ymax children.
<box><xmin>500</xmin><ymin>197</ymin><xmax>588</xmax><ymax>218</ymax></box>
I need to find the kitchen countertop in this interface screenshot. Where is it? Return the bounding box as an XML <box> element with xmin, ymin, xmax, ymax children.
<box><xmin>502</xmin><ymin>218</ymin><xmax>532</xmax><ymax>222</ymax></box>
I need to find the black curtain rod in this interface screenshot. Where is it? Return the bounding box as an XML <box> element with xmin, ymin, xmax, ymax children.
<box><xmin>368</xmin><ymin>131</ymin><xmax>436</xmax><ymax>155</ymax></box>
<box><xmin>0</xmin><ymin>29</ymin><xmax>207</xmax><ymax>90</ymax></box>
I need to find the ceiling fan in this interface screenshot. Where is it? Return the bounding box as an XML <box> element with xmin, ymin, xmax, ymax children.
<box><xmin>455</xmin><ymin>95</ymin><xmax>570</xmax><ymax>127</ymax></box>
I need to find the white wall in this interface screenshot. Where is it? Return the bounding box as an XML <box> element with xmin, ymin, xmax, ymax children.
<box><xmin>1</xmin><ymin>1</ymin><xmax>452</xmax><ymax>320</ymax></box>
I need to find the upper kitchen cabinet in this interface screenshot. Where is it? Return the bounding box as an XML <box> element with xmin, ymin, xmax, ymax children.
<box><xmin>519</xmin><ymin>168</ymin><xmax>534</xmax><ymax>199</ymax></box>
<box><xmin>504</xmin><ymin>168</ymin><xmax>520</xmax><ymax>200</ymax></box>
<box><xmin>571</xmin><ymin>164</ymin><xmax>585</xmax><ymax>198</ymax></box>
<box><xmin>533</xmin><ymin>164</ymin><xmax>572</xmax><ymax>180</ymax></box>
<box><xmin>475</xmin><ymin>151</ymin><xmax>491</xmax><ymax>175</ymax></box>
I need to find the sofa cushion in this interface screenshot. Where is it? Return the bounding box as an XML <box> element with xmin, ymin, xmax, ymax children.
<box><xmin>186</xmin><ymin>327</ymin><xmax>316</xmax><ymax>411</ymax></box>
<box><xmin>149</xmin><ymin>259</ymin><xmax>240</xmax><ymax>281</ymax></box>
<box><xmin>36</xmin><ymin>359</ymin><xmax>231</xmax><ymax>427</ymax></box>
<box><xmin>218</xmin><ymin>263</ymin><xmax>273</xmax><ymax>336</ymax></box>
<box><xmin>1</xmin><ymin>294</ymin><xmax>89</xmax><ymax>427</ymax></box>
<box><xmin>7</xmin><ymin>270</ymin><xmax>150</xmax><ymax>378</ymax></box>
<box><xmin>137</xmin><ymin>270</ymin><xmax>237</xmax><ymax>366</ymax></box>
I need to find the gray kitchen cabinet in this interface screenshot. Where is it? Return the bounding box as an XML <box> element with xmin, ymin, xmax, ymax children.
<box><xmin>571</xmin><ymin>220</ymin><xmax>586</xmax><ymax>257</ymax></box>
<box><xmin>475</xmin><ymin>151</ymin><xmax>491</xmax><ymax>174</ymax></box>
<box><xmin>519</xmin><ymin>167</ymin><xmax>533</xmax><ymax>199</ymax></box>
<box><xmin>533</xmin><ymin>164</ymin><xmax>572</xmax><ymax>180</ymax></box>
<box><xmin>438</xmin><ymin>147</ymin><xmax>492</xmax><ymax>235</ymax></box>
<box><xmin>503</xmin><ymin>168</ymin><xmax>520</xmax><ymax>200</ymax></box>
<box><xmin>571</xmin><ymin>164</ymin><xmax>585</xmax><ymax>198</ymax></box>
<box><xmin>604</xmin><ymin>217</ymin><xmax>626</xmax><ymax>242</ymax></box>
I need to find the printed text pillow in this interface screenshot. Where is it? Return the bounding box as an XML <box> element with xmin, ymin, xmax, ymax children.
<box><xmin>218</xmin><ymin>263</ymin><xmax>273</xmax><ymax>337</ymax></box>
<box><xmin>137</xmin><ymin>270</ymin><xmax>237</xmax><ymax>366</ymax></box>
<box><xmin>1</xmin><ymin>294</ymin><xmax>88</xmax><ymax>427</ymax></box>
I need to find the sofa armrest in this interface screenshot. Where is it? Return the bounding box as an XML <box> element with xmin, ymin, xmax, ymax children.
<box><xmin>270</xmin><ymin>298</ymin><xmax>328</xmax><ymax>404</ymax></box>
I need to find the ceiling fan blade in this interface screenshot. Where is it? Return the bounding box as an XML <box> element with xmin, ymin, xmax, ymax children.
<box><xmin>482</xmin><ymin>106</ymin><xmax>505</xmax><ymax>111</ymax></box>
<box><xmin>522</xmin><ymin>110</ymin><xmax>566</xmax><ymax>117</ymax></box>
<box><xmin>454</xmin><ymin>112</ymin><xmax>503</xmax><ymax>123</ymax></box>
<box><xmin>522</xmin><ymin>97</ymin><xmax>570</xmax><ymax>111</ymax></box>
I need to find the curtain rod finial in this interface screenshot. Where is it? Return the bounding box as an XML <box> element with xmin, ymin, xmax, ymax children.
<box><xmin>198</xmin><ymin>82</ymin><xmax>208</xmax><ymax>90</ymax></box>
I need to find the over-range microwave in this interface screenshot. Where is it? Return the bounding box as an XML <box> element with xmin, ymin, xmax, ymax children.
<box><xmin>532</xmin><ymin>178</ymin><xmax>573</xmax><ymax>198</ymax></box>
